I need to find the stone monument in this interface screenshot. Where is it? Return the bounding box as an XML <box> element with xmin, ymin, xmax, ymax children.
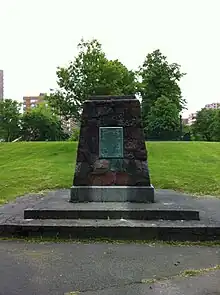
<box><xmin>18</xmin><ymin>94</ymin><xmax>202</xmax><ymax>240</ymax></box>
<box><xmin>70</xmin><ymin>95</ymin><xmax>154</xmax><ymax>203</ymax></box>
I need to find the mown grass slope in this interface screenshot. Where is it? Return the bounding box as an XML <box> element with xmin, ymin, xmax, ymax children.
<box><xmin>0</xmin><ymin>141</ymin><xmax>219</xmax><ymax>204</ymax></box>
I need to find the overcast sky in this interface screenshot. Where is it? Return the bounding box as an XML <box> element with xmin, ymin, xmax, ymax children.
<box><xmin>0</xmin><ymin>0</ymin><xmax>219</xmax><ymax>117</ymax></box>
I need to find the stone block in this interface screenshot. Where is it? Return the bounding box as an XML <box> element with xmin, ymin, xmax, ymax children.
<box><xmin>71</xmin><ymin>95</ymin><xmax>153</xmax><ymax>197</ymax></box>
<box><xmin>70</xmin><ymin>185</ymin><xmax>155</xmax><ymax>203</ymax></box>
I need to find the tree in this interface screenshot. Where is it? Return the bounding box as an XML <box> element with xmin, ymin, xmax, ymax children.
<box><xmin>0</xmin><ymin>99</ymin><xmax>21</xmax><ymax>142</ymax></box>
<box><xmin>46</xmin><ymin>39</ymin><xmax>137</xmax><ymax>119</ymax></box>
<box><xmin>20</xmin><ymin>103</ymin><xmax>67</xmax><ymax>141</ymax></box>
<box><xmin>147</xmin><ymin>96</ymin><xmax>180</xmax><ymax>140</ymax></box>
<box><xmin>139</xmin><ymin>49</ymin><xmax>186</xmax><ymax>130</ymax></box>
<box><xmin>211</xmin><ymin>109</ymin><xmax>220</xmax><ymax>141</ymax></box>
<box><xmin>192</xmin><ymin>108</ymin><xmax>218</xmax><ymax>141</ymax></box>
<box><xmin>182</xmin><ymin>123</ymin><xmax>191</xmax><ymax>141</ymax></box>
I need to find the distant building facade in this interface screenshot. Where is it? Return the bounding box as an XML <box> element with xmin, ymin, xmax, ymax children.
<box><xmin>23</xmin><ymin>92</ymin><xmax>78</xmax><ymax>134</ymax></box>
<box><xmin>61</xmin><ymin>116</ymin><xmax>78</xmax><ymax>135</ymax></box>
<box><xmin>182</xmin><ymin>114</ymin><xmax>197</xmax><ymax>126</ymax></box>
<box><xmin>23</xmin><ymin>93</ymin><xmax>46</xmax><ymax>111</ymax></box>
<box><xmin>187</xmin><ymin>113</ymin><xmax>197</xmax><ymax>126</ymax></box>
<box><xmin>182</xmin><ymin>102</ymin><xmax>220</xmax><ymax>126</ymax></box>
<box><xmin>181</xmin><ymin>118</ymin><xmax>188</xmax><ymax>125</ymax></box>
<box><xmin>0</xmin><ymin>70</ymin><xmax>4</xmax><ymax>100</ymax></box>
<box><xmin>205</xmin><ymin>102</ymin><xmax>220</xmax><ymax>109</ymax></box>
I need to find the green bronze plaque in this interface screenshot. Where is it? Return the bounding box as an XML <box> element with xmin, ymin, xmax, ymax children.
<box><xmin>99</xmin><ymin>127</ymin><xmax>123</xmax><ymax>158</ymax></box>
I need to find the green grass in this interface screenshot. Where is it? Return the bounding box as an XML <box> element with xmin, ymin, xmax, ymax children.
<box><xmin>0</xmin><ymin>141</ymin><xmax>220</xmax><ymax>203</ymax></box>
<box><xmin>148</xmin><ymin>141</ymin><xmax>220</xmax><ymax>196</ymax></box>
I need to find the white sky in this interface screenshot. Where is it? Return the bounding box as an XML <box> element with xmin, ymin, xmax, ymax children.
<box><xmin>0</xmin><ymin>0</ymin><xmax>220</xmax><ymax>117</ymax></box>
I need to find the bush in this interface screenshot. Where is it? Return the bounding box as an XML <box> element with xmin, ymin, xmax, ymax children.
<box><xmin>68</xmin><ymin>128</ymin><xmax>80</xmax><ymax>141</ymax></box>
<box><xmin>21</xmin><ymin>103</ymin><xmax>67</xmax><ymax>141</ymax></box>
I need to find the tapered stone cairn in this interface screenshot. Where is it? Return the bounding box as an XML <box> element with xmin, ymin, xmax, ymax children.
<box><xmin>70</xmin><ymin>95</ymin><xmax>154</xmax><ymax>203</ymax></box>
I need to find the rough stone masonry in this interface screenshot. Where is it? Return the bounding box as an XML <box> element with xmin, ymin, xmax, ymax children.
<box><xmin>70</xmin><ymin>95</ymin><xmax>154</xmax><ymax>203</ymax></box>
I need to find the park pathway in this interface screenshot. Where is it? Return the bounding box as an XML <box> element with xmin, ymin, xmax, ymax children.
<box><xmin>0</xmin><ymin>240</ymin><xmax>220</xmax><ymax>295</ymax></box>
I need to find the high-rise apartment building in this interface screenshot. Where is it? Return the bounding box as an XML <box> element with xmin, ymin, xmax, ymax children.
<box><xmin>23</xmin><ymin>93</ymin><xmax>46</xmax><ymax>111</ymax></box>
<box><xmin>0</xmin><ymin>70</ymin><xmax>3</xmax><ymax>100</ymax></box>
<box><xmin>205</xmin><ymin>102</ymin><xmax>220</xmax><ymax>109</ymax></box>
<box><xmin>23</xmin><ymin>92</ymin><xmax>78</xmax><ymax>134</ymax></box>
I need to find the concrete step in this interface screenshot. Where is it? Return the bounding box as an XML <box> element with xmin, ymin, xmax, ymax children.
<box><xmin>1</xmin><ymin>219</ymin><xmax>220</xmax><ymax>241</ymax></box>
<box><xmin>24</xmin><ymin>205</ymin><xmax>199</xmax><ymax>221</ymax></box>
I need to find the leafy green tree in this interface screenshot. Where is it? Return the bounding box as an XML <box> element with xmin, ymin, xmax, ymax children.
<box><xmin>192</xmin><ymin>108</ymin><xmax>218</xmax><ymax>141</ymax></box>
<box><xmin>210</xmin><ymin>109</ymin><xmax>220</xmax><ymax>141</ymax></box>
<box><xmin>182</xmin><ymin>123</ymin><xmax>191</xmax><ymax>134</ymax></box>
<box><xmin>21</xmin><ymin>103</ymin><xmax>67</xmax><ymax>141</ymax></box>
<box><xmin>46</xmin><ymin>39</ymin><xmax>137</xmax><ymax>119</ymax></box>
<box><xmin>182</xmin><ymin>123</ymin><xmax>191</xmax><ymax>141</ymax></box>
<box><xmin>0</xmin><ymin>99</ymin><xmax>21</xmax><ymax>142</ymax></box>
<box><xmin>139</xmin><ymin>49</ymin><xmax>186</xmax><ymax>130</ymax></box>
<box><xmin>147</xmin><ymin>96</ymin><xmax>180</xmax><ymax>140</ymax></box>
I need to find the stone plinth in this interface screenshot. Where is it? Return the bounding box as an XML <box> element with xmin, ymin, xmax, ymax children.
<box><xmin>70</xmin><ymin>186</ymin><xmax>154</xmax><ymax>203</ymax></box>
<box><xmin>70</xmin><ymin>95</ymin><xmax>154</xmax><ymax>203</ymax></box>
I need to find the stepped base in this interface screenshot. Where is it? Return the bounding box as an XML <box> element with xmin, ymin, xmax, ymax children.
<box><xmin>24</xmin><ymin>202</ymin><xmax>199</xmax><ymax>221</ymax></box>
<box><xmin>70</xmin><ymin>185</ymin><xmax>155</xmax><ymax>203</ymax></box>
<box><xmin>1</xmin><ymin>220</ymin><xmax>220</xmax><ymax>242</ymax></box>
<box><xmin>1</xmin><ymin>189</ymin><xmax>220</xmax><ymax>241</ymax></box>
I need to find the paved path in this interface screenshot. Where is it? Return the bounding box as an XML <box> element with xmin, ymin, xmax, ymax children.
<box><xmin>82</xmin><ymin>270</ymin><xmax>220</xmax><ymax>295</ymax></box>
<box><xmin>0</xmin><ymin>240</ymin><xmax>220</xmax><ymax>295</ymax></box>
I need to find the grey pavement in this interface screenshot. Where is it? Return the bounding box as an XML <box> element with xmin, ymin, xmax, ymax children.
<box><xmin>81</xmin><ymin>270</ymin><xmax>220</xmax><ymax>295</ymax></box>
<box><xmin>0</xmin><ymin>240</ymin><xmax>220</xmax><ymax>295</ymax></box>
<box><xmin>1</xmin><ymin>189</ymin><xmax>220</xmax><ymax>241</ymax></box>
<box><xmin>0</xmin><ymin>189</ymin><xmax>220</xmax><ymax>231</ymax></box>
<box><xmin>1</xmin><ymin>189</ymin><xmax>220</xmax><ymax>225</ymax></box>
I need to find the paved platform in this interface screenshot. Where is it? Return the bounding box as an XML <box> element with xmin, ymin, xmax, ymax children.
<box><xmin>0</xmin><ymin>240</ymin><xmax>220</xmax><ymax>295</ymax></box>
<box><xmin>24</xmin><ymin>192</ymin><xmax>199</xmax><ymax>220</ymax></box>
<box><xmin>0</xmin><ymin>189</ymin><xmax>220</xmax><ymax>241</ymax></box>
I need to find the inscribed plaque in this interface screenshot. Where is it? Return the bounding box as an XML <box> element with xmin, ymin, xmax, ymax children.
<box><xmin>99</xmin><ymin>127</ymin><xmax>123</xmax><ymax>158</ymax></box>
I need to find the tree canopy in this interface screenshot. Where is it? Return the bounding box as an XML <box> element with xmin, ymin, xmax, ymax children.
<box><xmin>147</xmin><ymin>96</ymin><xmax>180</xmax><ymax>140</ymax></box>
<box><xmin>0</xmin><ymin>39</ymin><xmax>193</xmax><ymax>142</ymax></box>
<box><xmin>139</xmin><ymin>49</ymin><xmax>186</xmax><ymax>112</ymax></box>
<box><xmin>20</xmin><ymin>103</ymin><xmax>67</xmax><ymax>141</ymax></box>
<box><xmin>0</xmin><ymin>99</ymin><xmax>21</xmax><ymax>142</ymax></box>
<box><xmin>138</xmin><ymin>49</ymin><xmax>185</xmax><ymax>139</ymax></box>
<box><xmin>45</xmin><ymin>40</ymin><xmax>187</xmax><ymax>141</ymax></box>
<box><xmin>211</xmin><ymin>109</ymin><xmax>220</xmax><ymax>141</ymax></box>
<box><xmin>46</xmin><ymin>39</ymin><xmax>137</xmax><ymax>120</ymax></box>
<box><xmin>192</xmin><ymin>108</ymin><xmax>220</xmax><ymax>141</ymax></box>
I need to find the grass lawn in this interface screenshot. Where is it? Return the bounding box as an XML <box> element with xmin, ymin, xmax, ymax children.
<box><xmin>0</xmin><ymin>141</ymin><xmax>220</xmax><ymax>204</ymax></box>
